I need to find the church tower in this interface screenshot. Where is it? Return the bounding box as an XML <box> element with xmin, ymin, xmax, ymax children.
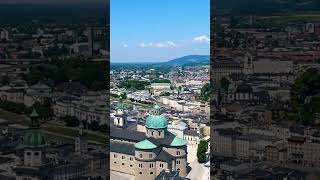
<box><xmin>113</xmin><ymin>96</ymin><xmax>126</xmax><ymax>127</ymax></box>
<box><xmin>243</xmin><ymin>52</ymin><xmax>253</xmax><ymax>75</ymax></box>
<box><xmin>22</xmin><ymin>108</ymin><xmax>48</xmax><ymax>167</ymax></box>
<box><xmin>75</xmin><ymin>120</ymin><xmax>88</xmax><ymax>155</ymax></box>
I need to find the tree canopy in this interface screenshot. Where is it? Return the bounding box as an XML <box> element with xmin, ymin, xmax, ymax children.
<box><xmin>197</xmin><ymin>139</ymin><xmax>208</xmax><ymax>163</ymax></box>
<box><xmin>291</xmin><ymin>68</ymin><xmax>320</xmax><ymax>125</ymax></box>
<box><xmin>200</xmin><ymin>83</ymin><xmax>210</xmax><ymax>102</ymax></box>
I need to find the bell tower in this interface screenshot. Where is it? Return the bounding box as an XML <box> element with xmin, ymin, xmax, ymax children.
<box><xmin>22</xmin><ymin>108</ymin><xmax>48</xmax><ymax>167</ymax></box>
<box><xmin>75</xmin><ymin>120</ymin><xmax>88</xmax><ymax>155</ymax></box>
<box><xmin>113</xmin><ymin>96</ymin><xmax>126</xmax><ymax>127</ymax></box>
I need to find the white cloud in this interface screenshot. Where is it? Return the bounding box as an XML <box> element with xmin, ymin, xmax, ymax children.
<box><xmin>193</xmin><ymin>35</ymin><xmax>210</xmax><ymax>43</ymax></box>
<box><xmin>139</xmin><ymin>41</ymin><xmax>177</xmax><ymax>48</ymax></box>
<box><xmin>123</xmin><ymin>44</ymin><xmax>128</xmax><ymax>48</ymax></box>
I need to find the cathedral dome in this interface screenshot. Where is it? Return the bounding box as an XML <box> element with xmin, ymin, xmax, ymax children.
<box><xmin>23</xmin><ymin>128</ymin><xmax>48</xmax><ymax>149</ymax></box>
<box><xmin>145</xmin><ymin>105</ymin><xmax>168</xmax><ymax>129</ymax></box>
<box><xmin>22</xmin><ymin>108</ymin><xmax>48</xmax><ymax>149</ymax></box>
<box><xmin>170</xmin><ymin>136</ymin><xmax>187</xmax><ymax>147</ymax></box>
<box><xmin>134</xmin><ymin>139</ymin><xmax>157</xmax><ymax>150</ymax></box>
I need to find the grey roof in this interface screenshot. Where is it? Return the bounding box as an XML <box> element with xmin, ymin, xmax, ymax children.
<box><xmin>183</xmin><ymin>129</ymin><xmax>199</xmax><ymax>137</ymax></box>
<box><xmin>156</xmin><ymin>149</ymin><xmax>174</xmax><ymax>162</ymax></box>
<box><xmin>56</xmin><ymin>81</ymin><xmax>88</xmax><ymax>95</ymax></box>
<box><xmin>110</xmin><ymin>127</ymin><xmax>146</xmax><ymax>142</ymax></box>
<box><xmin>147</xmin><ymin>131</ymin><xmax>177</xmax><ymax>147</ymax></box>
<box><xmin>110</xmin><ymin>141</ymin><xmax>135</xmax><ymax>155</ymax></box>
<box><xmin>236</xmin><ymin>83</ymin><xmax>253</xmax><ymax>93</ymax></box>
<box><xmin>155</xmin><ymin>170</ymin><xmax>190</xmax><ymax>180</ymax></box>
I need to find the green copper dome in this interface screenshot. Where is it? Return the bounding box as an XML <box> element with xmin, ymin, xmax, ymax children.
<box><xmin>170</xmin><ymin>136</ymin><xmax>187</xmax><ymax>147</ymax></box>
<box><xmin>145</xmin><ymin>115</ymin><xmax>168</xmax><ymax>129</ymax></box>
<box><xmin>145</xmin><ymin>104</ymin><xmax>168</xmax><ymax>129</ymax></box>
<box><xmin>21</xmin><ymin>108</ymin><xmax>48</xmax><ymax>149</ymax></box>
<box><xmin>116</xmin><ymin>101</ymin><xmax>125</xmax><ymax>110</ymax></box>
<box><xmin>135</xmin><ymin>139</ymin><xmax>157</xmax><ymax>150</ymax></box>
<box><xmin>23</xmin><ymin>128</ymin><xmax>48</xmax><ymax>149</ymax></box>
<box><xmin>153</xmin><ymin>104</ymin><xmax>161</xmax><ymax>110</ymax></box>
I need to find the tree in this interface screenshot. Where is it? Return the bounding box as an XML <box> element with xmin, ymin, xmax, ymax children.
<box><xmin>197</xmin><ymin>139</ymin><xmax>208</xmax><ymax>163</ymax></box>
<box><xmin>160</xmin><ymin>92</ymin><xmax>170</xmax><ymax>96</ymax></box>
<box><xmin>119</xmin><ymin>80</ymin><xmax>150</xmax><ymax>90</ymax></box>
<box><xmin>200</xmin><ymin>83</ymin><xmax>210</xmax><ymax>102</ymax></box>
<box><xmin>89</xmin><ymin>121</ymin><xmax>100</xmax><ymax>131</ymax></box>
<box><xmin>291</xmin><ymin>68</ymin><xmax>320</xmax><ymax>124</ymax></box>
<box><xmin>63</xmin><ymin>116</ymin><xmax>80</xmax><ymax>127</ymax></box>
<box><xmin>32</xmin><ymin>99</ymin><xmax>53</xmax><ymax>120</ymax></box>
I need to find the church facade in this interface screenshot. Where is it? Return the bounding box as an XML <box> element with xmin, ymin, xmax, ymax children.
<box><xmin>110</xmin><ymin>103</ymin><xmax>188</xmax><ymax>180</ymax></box>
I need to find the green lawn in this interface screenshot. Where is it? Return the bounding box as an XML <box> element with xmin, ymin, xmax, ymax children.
<box><xmin>125</xmin><ymin>100</ymin><xmax>152</xmax><ymax>108</ymax></box>
<box><xmin>0</xmin><ymin>109</ymin><xmax>27</xmax><ymax>122</ymax></box>
<box><xmin>44</xmin><ymin>126</ymin><xmax>108</xmax><ymax>145</ymax></box>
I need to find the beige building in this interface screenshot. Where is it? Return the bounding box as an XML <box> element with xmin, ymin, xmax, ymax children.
<box><xmin>53</xmin><ymin>96</ymin><xmax>107</xmax><ymax>125</ymax></box>
<box><xmin>287</xmin><ymin>136</ymin><xmax>320</xmax><ymax>168</ymax></box>
<box><xmin>110</xmin><ymin>104</ymin><xmax>188</xmax><ymax>180</ymax></box>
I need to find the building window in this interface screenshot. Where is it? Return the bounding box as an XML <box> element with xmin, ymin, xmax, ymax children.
<box><xmin>158</xmin><ymin>131</ymin><xmax>161</xmax><ymax>136</ymax></box>
<box><xmin>149</xmin><ymin>154</ymin><xmax>152</xmax><ymax>158</ymax></box>
<box><xmin>160</xmin><ymin>163</ymin><xmax>163</xmax><ymax>168</ymax></box>
<box><xmin>114</xmin><ymin>162</ymin><xmax>116</xmax><ymax>164</ymax></box>
<box><xmin>150</xmin><ymin>172</ymin><xmax>154</xmax><ymax>174</ymax></box>
<box><xmin>139</xmin><ymin>172</ymin><xmax>142</xmax><ymax>174</ymax></box>
<box><xmin>177</xmin><ymin>168</ymin><xmax>180</xmax><ymax>171</ymax></box>
<box><xmin>122</xmin><ymin>163</ymin><xmax>125</xmax><ymax>165</ymax></box>
<box><xmin>139</xmin><ymin>154</ymin><xmax>142</xmax><ymax>158</ymax></box>
<box><xmin>177</xmin><ymin>151</ymin><xmax>180</xmax><ymax>156</ymax></box>
<box><xmin>150</xmin><ymin>164</ymin><xmax>153</xmax><ymax>168</ymax></box>
<box><xmin>130</xmin><ymin>165</ymin><xmax>133</xmax><ymax>167</ymax></box>
<box><xmin>34</xmin><ymin>152</ymin><xmax>39</xmax><ymax>156</ymax></box>
<box><xmin>139</xmin><ymin>164</ymin><xmax>143</xmax><ymax>168</ymax></box>
<box><xmin>122</xmin><ymin>156</ymin><xmax>125</xmax><ymax>159</ymax></box>
<box><xmin>152</xmin><ymin>131</ymin><xmax>154</xmax><ymax>136</ymax></box>
<box><xmin>176</xmin><ymin>160</ymin><xmax>180</xmax><ymax>164</ymax></box>
<box><xmin>114</xmin><ymin>154</ymin><xmax>117</xmax><ymax>158</ymax></box>
<box><xmin>130</xmin><ymin>157</ymin><xmax>133</xmax><ymax>161</ymax></box>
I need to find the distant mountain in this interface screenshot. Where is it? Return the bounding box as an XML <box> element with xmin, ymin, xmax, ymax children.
<box><xmin>163</xmin><ymin>55</ymin><xmax>210</xmax><ymax>66</ymax></box>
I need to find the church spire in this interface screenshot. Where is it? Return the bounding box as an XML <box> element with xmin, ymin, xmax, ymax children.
<box><xmin>30</xmin><ymin>108</ymin><xmax>40</xmax><ymax>128</ymax></box>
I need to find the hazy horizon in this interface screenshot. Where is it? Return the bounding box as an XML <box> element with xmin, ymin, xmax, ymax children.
<box><xmin>111</xmin><ymin>54</ymin><xmax>210</xmax><ymax>63</ymax></box>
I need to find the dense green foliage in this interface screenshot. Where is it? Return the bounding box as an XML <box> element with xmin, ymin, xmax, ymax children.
<box><xmin>63</xmin><ymin>116</ymin><xmax>80</xmax><ymax>127</ymax></box>
<box><xmin>159</xmin><ymin>92</ymin><xmax>171</xmax><ymax>96</ymax></box>
<box><xmin>0</xmin><ymin>100</ymin><xmax>28</xmax><ymax>114</ymax></box>
<box><xmin>26</xmin><ymin>59</ymin><xmax>108</xmax><ymax>91</ymax></box>
<box><xmin>197</xmin><ymin>139</ymin><xmax>208</xmax><ymax>163</ymax></box>
<box><xmin>200</xmin><ymin>83</ymin><xmax>210</xmax><ymax>102</ymax></box>
<box><xmin>152</xmin><ymin>79</ymin><xmax>171</xmax><ymax>83</ymax></box>
<box><xmin>119</xmin><ymin>80</ymin><xmax>150</xmax><ymax>90</ymax></box>
<box><xmin>32</xmin><ymin>99</ymin><xmax>53</xmax><ymax>120</ymax></box>
<box><xmin>291</xmin><ymin>68</ymin><xmax>320</xmax><ymax>125</ymax></box>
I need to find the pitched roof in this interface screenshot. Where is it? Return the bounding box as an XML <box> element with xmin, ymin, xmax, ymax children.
<box><xmin>170</xmin><ymin>136</ymin><xmax>187</xmax><ymax>147</ymax></box>
<box><xmin>135</xmin><ymin>139</ymin><xmax>157</xmax><ymax>150</ymax></box>
<box><xmin>110</xmin><ymin>127</ymin><xmax>146</xmax><ymax>142</ymax></box>
<box><xmin>110</xmin><ymin>141</ymin><xmax>135</xmax><ymax>155</ymax></box>
<box><xmin>155</xmin><ymin>149</ymin><xmax>174</xmax><ymax>162</ymax></box>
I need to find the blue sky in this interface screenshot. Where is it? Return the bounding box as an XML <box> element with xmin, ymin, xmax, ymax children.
<box><xmin>111</xmin><ymin>0</ymin><xmax>210</xmax><ymax>63</ymax></box>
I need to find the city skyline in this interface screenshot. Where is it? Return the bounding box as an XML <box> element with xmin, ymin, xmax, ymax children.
<box><xmin>111</xmin><ymin>0</ymin><xmax>210</xmax><ymax>63</ymax></box>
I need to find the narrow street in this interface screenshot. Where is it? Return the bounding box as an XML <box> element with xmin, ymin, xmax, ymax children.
<box><xmin>186</xmin><ymin>146</ymin><xmax>210</xmax><ymax>180</ymax></box>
